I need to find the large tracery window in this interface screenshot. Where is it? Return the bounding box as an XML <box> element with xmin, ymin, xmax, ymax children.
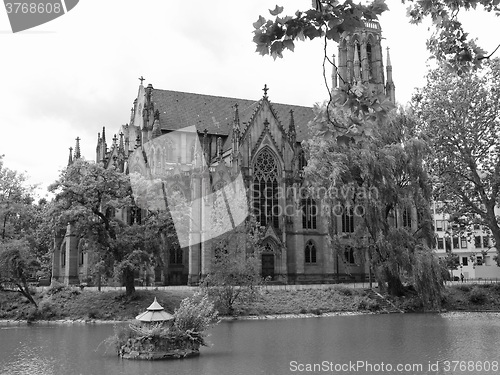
<box><xmin>252</xmin><ymin>148</ymin><xmax>279</xmax><ymax>228</ymax></box>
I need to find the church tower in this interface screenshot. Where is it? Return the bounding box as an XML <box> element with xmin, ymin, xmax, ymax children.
<box><xmin>335</xmin><ymin>20</ymin><xmax>395</xmax><ymax>102</ymax></box>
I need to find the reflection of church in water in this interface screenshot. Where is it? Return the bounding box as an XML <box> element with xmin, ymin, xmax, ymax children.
<box><xmin>52</xmin><ymin>20</ymin><xmax>396</xmax><ymax>286</ymax></box>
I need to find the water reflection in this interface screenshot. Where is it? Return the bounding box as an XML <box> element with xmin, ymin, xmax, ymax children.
<box><xmin>0</xmin><ymin>313</ymin><xmax>498</xmax><ymax>375</ymax></box>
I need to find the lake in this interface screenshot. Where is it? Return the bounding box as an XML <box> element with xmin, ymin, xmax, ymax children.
<box><xmin>0</xmin><ymin>313</ymin><xmax>499</xmax><ymax>375</ymax></box>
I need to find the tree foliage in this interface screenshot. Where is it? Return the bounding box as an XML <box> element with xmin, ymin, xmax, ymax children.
<box><xmin>49</xmin><ymin>159</ymin><xmax>144</xmax><ymax>294</ymax></box>
<box><xmin>413</xmin><ymin>59</ymin><xmax>500</xmax><ymax>264</ymax></box>
<box><xmin>404</xmin><ymin>0</ymin><xmax>500</xmax><ymax>74</ymax></box>
<box><xmin>0</xmin><ymin>239</ymin><xmax>39</xmax><ymax>306</ymax></box>
<box><xmin>0</xmin><ymin>155</ymin><xmax>34</xmax><ymax>241</ymax></box>
<box><xmin>303</xmin><ymin>104</ymin><xmax>444</xmax><ymax>307</ymax></box>
<box><xmin>0</xmin><ymin>155</ymin><xmax>47</xmax><ymax>306</ymax></box>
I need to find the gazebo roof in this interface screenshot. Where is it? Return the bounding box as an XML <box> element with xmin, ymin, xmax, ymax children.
<box><xmin>135</xmin><ymin>297</ymin><xmax>174</xmax><ymax>322</ymax></box>
<box><xmin>147</xmin><ymin>297</ymin><xmax>165</xmax><ymax>311</ymax></box>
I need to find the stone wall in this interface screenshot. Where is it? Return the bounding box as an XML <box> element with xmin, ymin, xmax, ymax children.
<box><xmin>119</xmin><ymin>335</ymin><xmax>201</xmax><ymax>360</ymax></box>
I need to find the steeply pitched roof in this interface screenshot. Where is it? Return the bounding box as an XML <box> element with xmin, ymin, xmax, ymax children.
<box><xmin>151</xmin><ymin>89</ymin><xmax>314</xmax><ymax>142</ymax></box>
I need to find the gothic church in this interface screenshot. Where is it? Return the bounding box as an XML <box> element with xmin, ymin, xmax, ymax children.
<box><xmin>52</xmin><ymin>20</ymin><xmax>396</xmax><ymax>286</ymax></box>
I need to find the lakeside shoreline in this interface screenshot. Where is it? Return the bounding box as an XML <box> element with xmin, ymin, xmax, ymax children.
<box><xmin>2</xmin><ymin>283</ymin><xmax>500</xmax><ymax>324</ymax></box>
<box><xmin>3</xmin><ymin>309</ymin><xmax>500</xmax><ymax>327</ymax></box>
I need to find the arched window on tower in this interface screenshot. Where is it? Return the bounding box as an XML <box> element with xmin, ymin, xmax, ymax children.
<box><xmin>355</xmin><ymin>41</ymin><xmax>362</xmax><ymax>62</ymax></box>
<box><xmin>305</xmin><ymin>240</ymin><xmax>317</xmax><ymax>264</ymax></box>
<box><xmin>252</xmin><ymin>148</ymin><xmax>279</xmax><ymax>228</ymax></box>
<box><xmin>366</xmin><ymin>43</ymin><xmax>373</xmax><ymax>80</ymax></box>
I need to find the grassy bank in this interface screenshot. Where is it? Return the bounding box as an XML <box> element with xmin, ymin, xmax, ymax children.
<box><xmin>390</xmin><ymin>283</ymin><xmax>500</xmax><ymax>312</ymax></box>
<box><xmin>0</xmin><ymin>285</ymin><xmax>193</xmax><ymax>321</ymax></box>
<box><xmin>2</xmin><ymin>283</ymin><xmax>500</xmax><ymax>322</ymax></box>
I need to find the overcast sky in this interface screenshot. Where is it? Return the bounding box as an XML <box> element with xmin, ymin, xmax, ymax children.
<box><xmin>0</xmin><ymin>0</ymin><xmax>498</xmax><ymax>198</ymax></box>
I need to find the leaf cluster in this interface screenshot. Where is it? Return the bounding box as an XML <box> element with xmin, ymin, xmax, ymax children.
<box><xmin>253</xmin><ymin>0</ymin><xmax>387</xmax><ymax>60</ymax></box>
<box><xmin>404</xmin><ymin>0</ymin><xmax>500</xmax><ymax>73</ymax></box>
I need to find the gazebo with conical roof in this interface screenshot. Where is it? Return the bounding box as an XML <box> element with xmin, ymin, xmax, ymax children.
<box><xmin>135</xmin><ymin>297</ymin><xmax>174</xmax><ymax>323</ymax></box>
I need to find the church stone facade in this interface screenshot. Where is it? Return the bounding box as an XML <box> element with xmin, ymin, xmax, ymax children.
<box><xmin>52</xmin><ymin>21</ymin><xmax>396</xmax><ymax>286</ymax></box>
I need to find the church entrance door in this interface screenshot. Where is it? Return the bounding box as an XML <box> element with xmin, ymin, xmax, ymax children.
<box><xmin>261</xmin><ymin>254</ymin><xmax>275</xmax><ymax>280</ymax></box>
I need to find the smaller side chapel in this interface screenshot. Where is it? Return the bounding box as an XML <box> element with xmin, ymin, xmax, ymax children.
<box><xmin>52</xmin><ymin>20</ymin><xmax>399</xmax><ymax>286</ymax></box>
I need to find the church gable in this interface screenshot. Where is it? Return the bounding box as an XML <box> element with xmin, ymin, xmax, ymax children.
<box><xmin>242</xmin><ymin>97</ymin><xmax>295</xmax><ymax>166</ymax></box>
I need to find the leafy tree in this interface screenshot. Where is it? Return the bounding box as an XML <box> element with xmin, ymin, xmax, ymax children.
<box><xmin>0</xmin><ymin>239</ymin><xmax>39</xmax><ymax>307</ymax></box>
<box><xmin>0</xmin><ymin>155</ymin><xmax>34</xmax><ymax>241</ymax></box>
<box><xmin>49</xmin><ymin>159</ymin><xmax>144</xmax><ymax>295</ymax></box>
<box><xmin>413</xmin><ymin>59</ymin><xmax>500</xmax><ymax>264</ymax></box>
<box><xmin>303</xmin><ymin>104</ymin><xmax>444</xmax><ymax>307</ymax></box>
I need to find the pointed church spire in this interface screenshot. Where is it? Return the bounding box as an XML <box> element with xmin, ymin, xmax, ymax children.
<box><xmin>331</xmin><ymin>53</ymin><xmax>338</xmax><ymax>89</ymax></box>
<box><xmin>386</xmin><ymin>47</ymin><xmax>396</xmax><ymax>103</ymax></box>
<box><xmin>152</xmin><ymin>109</ymin><xmax>162</xmax><ymax>138</ymax></box>
<box><xmin>232</xmin><ymin>103</ymin><xmax>240</xmax><ymax>153</ymax></box>
<box><xmin>68</xmin><ymin>147</ymin><xmax>73</xmax><ymax>166</ymax></box>
<box><xmin>217</xmin><ymin>136</ymin><xmax>223</xmax><ymax>161</ymax></box>
<box><xmin>233</xmin><ymin>103</ymin><xmax>240</xmax><ymax>131</ymax></box>
<box><xmin>100</xmin><ymin>127</ymin><xmax>107</xmax><ymax>162</ymax></box>
<box><xmin>203</xmin><ymin>129</ymin><xmax>208</xmax><ymax>167</ymax></box>
<box><xmin>288</xmin><ymin>109</ymin><xmax>296</xmax><ymax>145</ymax></box>
<box><xmin>74</xmin><ymin>137</ymin><xmax>81</xmax><ymax>159</ymax></box>
<box><xmin>119</xmin><ymin>132</ymin><xmax>124</xmax><ymax>153</ymax></box>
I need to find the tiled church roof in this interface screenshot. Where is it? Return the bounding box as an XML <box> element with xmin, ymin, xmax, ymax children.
<box><xmin>151</xmin><ymin>89</ymin><xmax>314</xmax><ymax>142</ymax></box>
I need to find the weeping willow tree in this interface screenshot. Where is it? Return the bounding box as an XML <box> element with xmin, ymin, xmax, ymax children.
<box><xmin>303</xmin><ymin>103</ymin><xmax>444</xmax><ymax>308</ymax></box>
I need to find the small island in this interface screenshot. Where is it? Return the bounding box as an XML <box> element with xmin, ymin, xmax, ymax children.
<box><xmin>110</xmin><ymin>293</ymin><xmax>218</xmax><ymax>360</ymax></box>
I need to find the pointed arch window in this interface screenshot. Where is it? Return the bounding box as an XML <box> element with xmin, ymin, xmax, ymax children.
<box><xmin>170</xmin><ymin>244</ymin><xmax>183</xmax><ymax>265</ymax></box>
<box><xmin>164</xmin><ymin>138</ymin><xmax>175</xmax><ymax>162</ymax></box>
<box><xmin>298</xmin><ymin>149</ymin><xmax>307</xmax><ymax>171</ymax></box>
<box><xmin>345</xmin><ymin>246</ymin><xmax>355</xmax><ymax>264</ymax></box>
<box><xmin>341</xmin><ymin>206</ymin><xmax>354</xmax><ymax>233</ymax></box>
<box><xmin>402</xmin><ymin>206</ymin><xmax>412</xmax><ymax>228</ymax></box>
<box><xmin>302</xmin><ymin>198</ymin><xmax>317</xmax><ymax>229</ymax></box>
<box><xmin>252</xmin><ymin>148</ymin><xmax>279</xmax><ymax>228</ymax></box>
<box><xmin>156</xmin><ymin>147</ymin><xmax>162</xmax><ymax>170</ymax></box>
<box><xmin>366</xmin><ymin>43</ymin><xmax>373</xmax><ymax>80</ymax></box>
<box><xmin>305</xmin><ymin>240</ymin><xmax>317</xmax><ymax>264</ymax></box>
